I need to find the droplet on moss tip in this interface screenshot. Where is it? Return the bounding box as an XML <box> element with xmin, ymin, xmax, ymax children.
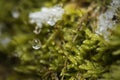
<box><xmin>33</xmin><ymin>26</ymin><xmax>42</xmax><ymax>34</ymax></box>
<box><xmin>32</xmin><ymin>38</ymin><xmax>41</xmax><ymax>50</ymax></box>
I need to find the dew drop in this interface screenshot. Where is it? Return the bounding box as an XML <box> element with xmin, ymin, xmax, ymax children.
<box><xmin>47</xmin><ymin>20</ymin><xmax>55</xmax><ymax>26</ymax></box>
<box><xmin>47</xmin><ymin>17</ymin><xmax>55</xmax><ymax>26</ymax></box>
<box><xmin>32</xmin><ymin>39</ymin><xmax>41</xmax><ymax>50</ymax></box>
<box><xmin>33</xmin><ymin>26</ymin><xmax>42</xmax><ymax>34</ymax></box>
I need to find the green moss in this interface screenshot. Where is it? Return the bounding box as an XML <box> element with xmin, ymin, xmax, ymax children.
<box><xmin>0</xmin><ymin>0</ymin><xmax>120</xmax><ymax>80</ymax></box>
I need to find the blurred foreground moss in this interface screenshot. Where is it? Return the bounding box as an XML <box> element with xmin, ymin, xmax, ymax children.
<box><xmin>0</xmin><ymin>0</ymin><xmax>120</xmax><ymax>80</ymax></box>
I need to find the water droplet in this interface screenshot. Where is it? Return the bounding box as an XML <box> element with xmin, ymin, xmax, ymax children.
<box><xmin>33</xmin><ymin>26</ymin><xmax>41</xmax><ymax>34</ymax></box>
<box><xmin>47</xmin><ymin>16</ymin><xmax>56</xmax><ymax>26</ymax></box>
<box><xmin>47</xmin><ymin>21</ymin><xmax>55</xmax><ymax>26</ymax></box>
<box><xmin>32</xmin><ymin>39</ymin><xmax>41</xmax><ymax>50</ymax></box>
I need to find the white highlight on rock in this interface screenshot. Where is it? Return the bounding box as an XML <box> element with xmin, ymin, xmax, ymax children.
<box><xmin>96</xmin><ymin>0</ymin><xmax>120</xmax><ymax>39</ymax></box>
<box><xmin>29</xmin><ymin>5</ymin><xmax>64</xmax><ymax>28</ymax></box>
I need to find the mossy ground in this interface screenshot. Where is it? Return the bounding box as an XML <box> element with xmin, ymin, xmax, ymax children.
<box><xmin>0</xmin><ymin>0</ymin><xmax>120</xmax><ymax>80</ymax></box>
